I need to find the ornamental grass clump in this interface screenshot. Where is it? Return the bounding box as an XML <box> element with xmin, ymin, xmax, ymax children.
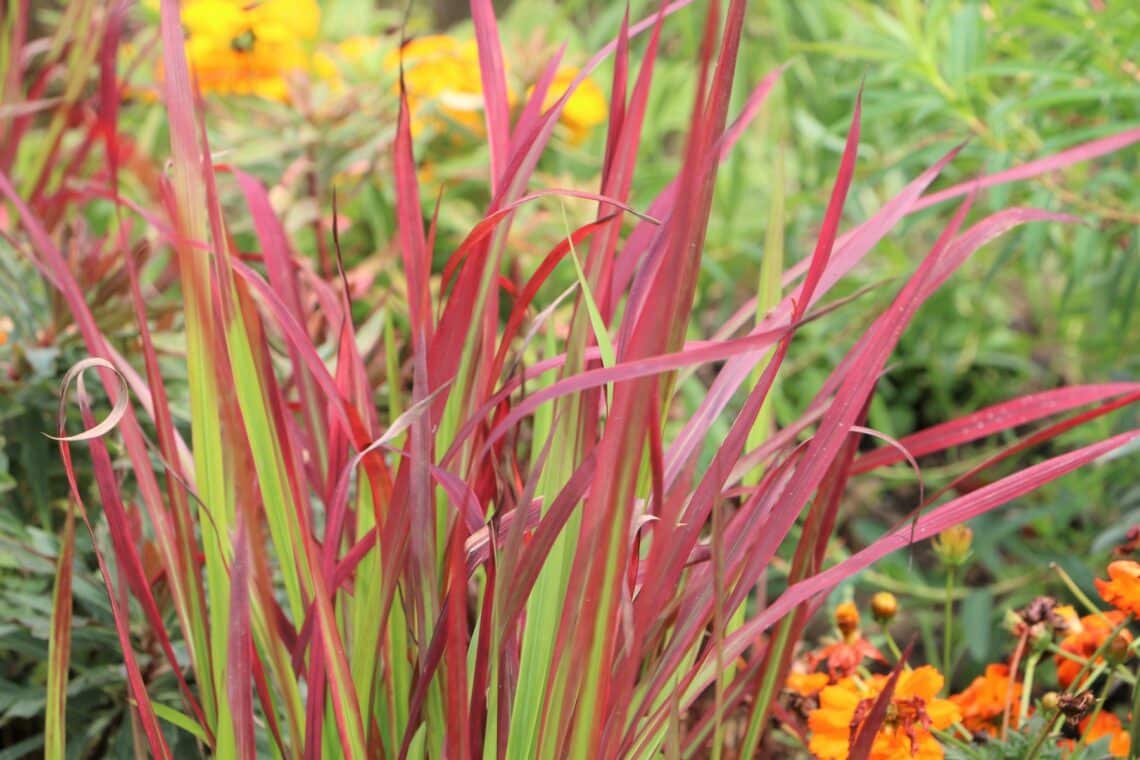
<box><xmin>4</xmin><ymin>0</ymin><xmax>1140</xmax><ymax>757</ymax></box>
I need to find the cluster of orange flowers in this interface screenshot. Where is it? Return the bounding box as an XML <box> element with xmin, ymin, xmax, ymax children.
<box><xmin>784</xmin><ymin>556</ymin><xmax>1140</xmax><ymax>759</ymax></box>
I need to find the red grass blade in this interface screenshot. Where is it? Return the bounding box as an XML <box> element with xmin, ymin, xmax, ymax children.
<box><xmin>719</xmin><ymin>429</ymin><xmax>1140</xmax><ymax>676</ymax></box>
<box><xmin>852</xmin><ymin>383</ymin><xmax>1140</xmax><ymax>473</ymax></box>
<box><xmin>470</xmin><ymin>0</ymin><xmax>511</xmax><ymax>194</ymax></box>
<box><xmin>915</xmin><ymin>126</ymin><xmax>1140</xmax><ymax>211</ymax></box>
<box><xmin>45</xmin><ymin>502</ymin><xmax>76</xmax><ymax>759</ymax></box>
<box><xmin>227</xmin><ymin>523</ymin><xmax>256</xmax><ymax>759</ymax></box>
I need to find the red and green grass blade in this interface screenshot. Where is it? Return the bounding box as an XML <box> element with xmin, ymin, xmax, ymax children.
<box><xmin>44</xmin><ymin>502</ymin><xmax>75</xmax><ymax>760</ymax></box>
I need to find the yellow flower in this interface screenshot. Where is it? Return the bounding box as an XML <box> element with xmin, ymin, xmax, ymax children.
<box><xmin>540</xmin><ymin>67</ymin><xmax>607</xmax><ymax>144</ymax></box>
<box><xmin>337</xmin><ymin>36</ymin><xmax>382</xmax><ymax>63</ymax></box>
<box><xmin>383</xmin><ymin>35</ymin><xmax>490</xmax><ymax>137</ymax></box>
<box><xmin>175</xmin><ymin>0</ymin><xmax>321</xmax><ymax>101</ymax></box>
<box><xmin>380</xmin><ymin>36</ymin><xmax>606</xmax><ymax>143</ymax></box>
<box><xmin>808</xmin><ymin>666</ymin><xmax>960</xmax><ymax>760</ymax></box>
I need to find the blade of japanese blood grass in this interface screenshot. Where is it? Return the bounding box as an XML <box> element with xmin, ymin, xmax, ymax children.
<box><xmin>778</xmin><ymin>126</ymin><xmax>1140</xmax><ymax>290</ymax></box>
<box><xmin>612</xmin><ymin>68</ymin><xmax>781</xmax><ymax>321</ymax></box>
<box><xmin>54</xmin><ymin>361</ymin><xmax>211</xmax><ymax>733</ymax></box>
<box><xmin>97</xmin><ymin>1</ymin><xmax>126</xmax><ymax>194</ymax></box>
<box><xmin>579</xmin><ymin>3</ymin><xmax>664</xmax><ymax>325</ymax></box>
<box><xmin>20</xmin><ymin>0</ymin><xmax>98</xmax><ymax>201</ymax></box>
<box><xmin>708</xmin><ymin>429</ymin><xmax>1140</xmax><ymax>689</ymax></box>
<box><xmin>847</xmin><ymin>645</ymin><xmax>914</xmax><ymax>760</ymax></box>
<box><xmin>158</xmin><ymin>0</ymin><xmax>230</xmax><ymax>742</ymax></box>
<box><xmin>227</xmin><ymin>523</ymin><xmax>255</xmax><ymax>760</ymax></box>
<box><xmin>890</xmin><ymin>388</ymin><xmax>1140</xmax><ymax>546</ymax></box>
<box><xmin>392</xmin><ymin>82</ymin><xmax>439</xmax><ymax>657</ymax></box>
<box><xmin>737</xmin><ymin>403</ymin><xmax>868</xmax><ymax>758</ymax></box>
<box><xmin>851</xmin><ymin>383</ymin><xmax>1140</xmax><ymax>473</ymax></box>
<box><xmin>731</xmin><ymin>202</ymin><xmax>1042</xmax><ymax>671</ymax></box>
<box><xmin>490</xmin><ymin>215</ymin><xmax>617</xmax><ymax>380</ymax></box>
<box><xmin>617</xmin><ymin>91</ymin><xmax>862</xmax><ymax>753</ymax></box>
<box><xmin>556</xmin><ymin>4</ymin><xmax>751</xmax><ymax>756</ymax></box>
<box><xmin>124</xmin><ymin>242</ymin><xmax>213</xmax><ymax>707</ymax></box>
<box><xmin>471</xmin><ymin>0</ymin><xmax>510</xmax><ymax>195</ymax></box>
<box><xmin>663</xmin><ymin>142</ymin><xmax>963</xmax><ymax>490</ymax></box>
<box><xmin>56</xmin><ymin>396</ymin><xmax>172</xmax><ymax>758</ymax></box>
<box><xmin>0</xmin><ymin>173</ymin><xmax>220</xmax><ymax>742</ymax></box>
<box><xmin>195</xmin><ymin>91</ymin><xmax>323</xmax><ymax>647</ymax></box>
<box><xmin>45</xmin><ymin>501</ymin><xmax>75</xmax><ymax>760</ymax></box>
<box><xmin>914</xmin><ymin>125</ymin><xmax>1140</xmax><ymax>211</ymax></box>
<box><xmin>443</xmin><ymin>520</ymin><xmax>472</xmax><ymax>760</ymax></box>
<box><xmin>327</xmin><ymin>209</ymin><xmax>401</xmax><ymax>745</ymax></box>
<box><xmin>233</xmin><ymin>169</ymin><xmax>329</xmax><ymax>478</ymax></box>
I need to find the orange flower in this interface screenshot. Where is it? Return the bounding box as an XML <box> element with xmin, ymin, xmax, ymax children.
<box><xmin>807</xmin><ymin>602</ymin><xmax>887</xmax><ymax>680</ymax></box>
<box><xmin>787</xmin><ymin>672</ymin><xmax>830</xmax><ymax>697</ymax></box>
<box><xmin>808</xmin><ymin>666</ymin><xmax>960</xmax><ymax>760</ymax></box>
<box><xmin>1096</xmin><ymin>560</ymin><xmax>1140</xmax><ymax>616</ymax></box>
<box><xmin>1058</xmin><ymin>711</ymin><xmax>1131</xmax><ymax>757</ymax></box>
<box><xmin>1054</xmin><ymin>612</ymin><xmax>1133</xmax><ymax>688</ymax></box>
<box><xmin>949</xmin><ymin>664</ymin><xmax>1022</xmax><ymax>734</ymax></box>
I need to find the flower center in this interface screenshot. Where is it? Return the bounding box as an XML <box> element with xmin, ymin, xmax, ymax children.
<box><xmin>850</xmin><ymin>695</ymin><xmax>934</xmax><ymax>756</ymax></box>
<box><xmin>231</xmin><ymin>29</ymin><xmax>256</xmax><ymax>54</ymax></box>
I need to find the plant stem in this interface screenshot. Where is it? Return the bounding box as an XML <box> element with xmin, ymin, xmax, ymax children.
<box><xmin>944</xmin><ymin>566</ymin><xmax>955</xmax><ymax>687</ymax></box>
<box><xmin>1018</xmin><ymin>651</ymin><xmax>1040</xmax><ymax>731</ymax></box>
<box><xmin>1022</xmin><ymin>713</ymin><xmax>1062</xmax><ymax>760</ymax></box>
<box><xmin>883</xmin><ymin>628</ymin><xmax>903</xmax><ymax>662</ymax></box>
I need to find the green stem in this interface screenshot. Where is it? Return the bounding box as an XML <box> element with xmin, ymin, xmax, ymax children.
<box><xmin>1022</xmin><ymin>712</ymin><xmax>1062</xmax><ymax>760</ymax></box>
<box><xmin>943</xmin><ymin>566</ymin><xmax>955</xmax><ymax>686</ymax></box>
<box><xmin>1051</xmin><ymin>562</ymin><xmax>1105</xmax><ymax>616</ymax></box>
<box><xmin>1019</xmin><ymin>651</ymin><xmax>1040</xmax><ymax>730</ymax></box>
<box><xmin>883</xmin><ymin>628</ymin><xmax>903</xmax><ymax>662</ymax></box>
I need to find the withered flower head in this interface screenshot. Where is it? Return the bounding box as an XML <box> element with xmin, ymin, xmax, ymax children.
<box><xmin>1018</xmin><ymin>596</ymin><xmax>1062</xmax><ymax>627</ymax></box>
<box><xmin>1057</xmin><ymin>691</ymin><xmax>1097</xmax><ymax>729</ymax></box>
<box><xmin>1114</xmin><ymin>525</ymin><xmax>1140</xmax><ymax>557</ymax></box>
<box><xmin>1011</xmin><ymin>596</ymin><xmax>1068</xmax><ymax>650</ymax></box>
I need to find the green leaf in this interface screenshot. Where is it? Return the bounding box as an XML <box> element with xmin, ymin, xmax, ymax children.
<box><xmin>961</xmin><ymin>588</ymin><xmax>993</xmax><ymax>663</ymax></box>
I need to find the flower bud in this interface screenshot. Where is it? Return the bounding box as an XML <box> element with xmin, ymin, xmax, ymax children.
<box><xmin>1107</xmin><ymin>630</ymin><xmax>1133</xmax><ymax>664</ymax></box>
<box><xmin>1041</xmin><ymin>691</ymin><xmax>1060</xmax><ymax>712</ymax></box>
<box><xmin>835</xmin><ymin>602</ymin><xmax>860</xmax><ymax>639</ymax></box>
<box><xmin>870</xmin><ymin>592</ymin><xmax>898</xmax><ymax>623</ymax></box>
<box><xmin>933</xmin><ymin>524</ymin><xmax>973</xmax><ymax>567</ymax></box>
